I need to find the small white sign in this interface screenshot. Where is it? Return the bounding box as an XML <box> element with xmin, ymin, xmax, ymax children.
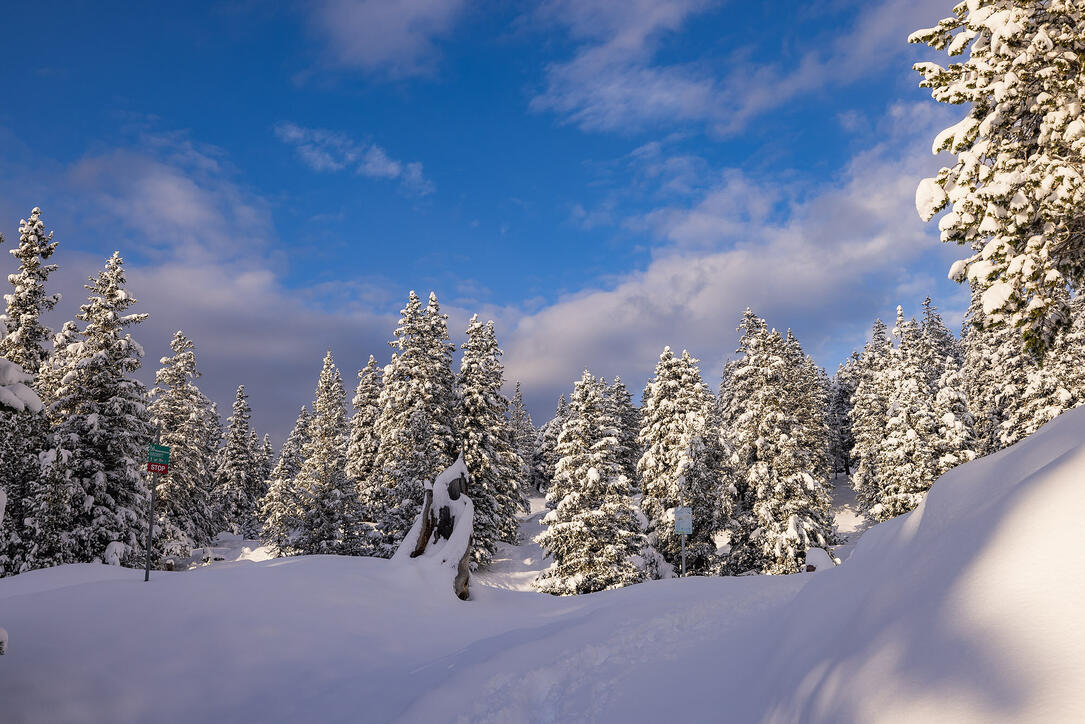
<box><xmin>674</xmin><ymin>506</ymin><xmax>693</xmax><ymax>535</ymax></box>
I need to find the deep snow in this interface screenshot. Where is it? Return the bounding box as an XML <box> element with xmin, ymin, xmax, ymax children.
<box><xmin>3</xmin><ymin>408</ymin><xmax>1085</xmax><ymax>723</ymax></box>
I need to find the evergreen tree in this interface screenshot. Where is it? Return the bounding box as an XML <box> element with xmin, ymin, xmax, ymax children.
<box><xmin>912</xmin><ymin>1</ymin><xmax>1085</xmax><ymax>357</ymax></box>
<box><xmin>827</xmin><ymin>353</ymin><xmax>860</xmax><ymax>476</ymax></box>
<box><xmin>148</xmin><ymin>331</ymin><xmax>218</xmax><ymax>561</ymax></box>
<box><xmin>508</xmin><ymin>382</ymin><xmax>537</xmax><ymax>497</ymax></box>
<box><xmin>726</xmin><ymin>310</ymin><xmax>833</xmax><ymax>574</ymax></box>
<box><xmin>259</xmin><ymin>406</ymin><xmax>310</xmax><ymax>555</ymax></box>
<box><xmin>920</xmin><ymin>297</ymin><xmax>960</xmax><ymax>385</ymax></box>
<box><xmin>0</xmin><ymin>208</ymin><xmax>60</xmax><ymax>576</ymax></box>
<box><xmin>637</xmin><ymin>348</ymin><xmax>731</xmax><ymax>575</ymax></box>
<box><xmin>458</xmin><ymin>316</ymin><xmax>524</xmax><ymax>566</ymax></box>
<box><xmin>535</xmin><ymin>371</ymin><xmax>647</xmax><ymax>594</ymax></box>
<box><xmin>0</xmin><ymin>207</ymin><xmax>60</xmax><ymax>375</ymax></box>
<box><xmin>369</xmin><ymin>292</ymin><xmax>459</xmax><ymax>554</ymax></box>
<box><xmin>850</xmin><ymin>319</ymin><xmax>892</xmax><ymax>511</ymax></box>
<box><xmin>248</xmin><ymin>428</ymin><xmax>271</xmax><ymax>517</ymax></box>
<box><xmin>932</xmin><ymin>355</ymin><xmax>976</xmax><ymax>478</ymax></box>
<box><xmin>38</xmin><ymin>252</ymin><xmax>151</xmax><ymax>567</ymax></box>
<box><xmin>608</xmin><ymin>377</ymin><xmax>641</xmax><ymax>487</ymax></box>
<box><xmin>294</xmin><ymin>351</ymin><xmax>353</xmax><ymax>554</ymax></box>
<box><xmin>213</xmin><ymin>385</ymin><xmax>257</xmax><ymax>537</ymax></box>
<box><xmin>533</xmin><ymin>394</ymin><xmax>568</xmax><ymax>492</ymax></box>
<box><xmin>347</xmin><ymin>355</ymin><xmax>382</xmax><ymax>495</ymax></box>
<box><xmin>869</xmin><ymin>309</ymin><xmax>941</xmax><ymax>521</ymax></box>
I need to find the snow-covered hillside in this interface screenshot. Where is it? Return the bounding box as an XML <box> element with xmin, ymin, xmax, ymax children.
<box><xmin>4</xmin><ymin>408</ymin><xmax>1085</xmax><ymax>723</ymax></box>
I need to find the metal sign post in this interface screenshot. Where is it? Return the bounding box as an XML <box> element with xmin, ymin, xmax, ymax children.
<box><xmin>144</xmin><ymin>432</ymin><xmax>170</xmax><ymax>582</ymax></box>
<box><xmin>674</xmin><ymin>506</ymin><xmax>692</xmax><ymax>577</ymax></box>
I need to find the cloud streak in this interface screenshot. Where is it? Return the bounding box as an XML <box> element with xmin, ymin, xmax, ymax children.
<box><xmin>531</xmin><ymin>0</ymin><xmax>947</xmax><ymax>135</ymax></box>
<box><xmin>274</xmin><ymin>122</ymin><xmax>434</xmax><ymax>195</ymax></box>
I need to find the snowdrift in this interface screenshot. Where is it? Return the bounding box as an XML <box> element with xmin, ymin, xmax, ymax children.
<box><xmin>3</xmin><ymin>408</ymin><xmax>1085</xmax><ymax>723</ymax></box>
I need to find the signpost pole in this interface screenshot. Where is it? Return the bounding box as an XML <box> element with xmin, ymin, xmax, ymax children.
<box><xmin>681</xmin><ymin>533</ymin><xmax>686</xmax><ymax>577</ymax></box>
<box><xmin>144</xmin><ymin>426</ymin><xmax>160</xmax><ymax>583</ymax></box>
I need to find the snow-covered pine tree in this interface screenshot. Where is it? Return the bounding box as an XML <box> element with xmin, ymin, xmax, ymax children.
<box><xmin>637</xmin><ymin>347</ymin><xmax>731</xmax><ymax>575</ymax></box>
<box><xmin>373</xmin><ymin>399</ymin><xmax>440</xmax><ymax>558</ymax></box>
<box><xmin>508</xmin><ymin>382</ymin><xmax>537</xmax><ymax>497</ymax></box>
<box><xmin>36</xmin><ymin>321</ymin><xmax>79</xmax><ymax>425</ymax></box>
<box><xmin>369</xmin><ymin>292</ymin><xmax>461</xmax><ymax>554</ymax></box>
<box><xmin>0</xmin><ymin>338</ymin><xmax>45</xmax><ymax>576</ymax></box>
<box><xmin>827</xmin><ymin>353</ymin><xmax>860</xmax><ymax>476</ymax></box>
<box><xmin>726</xmin><ymin>310</ymin><xmax>834</xmax><ymax>574</ymax></box>
<box><xmin>248</xmin><ymin>428</ymin><xmax>271</xmax><ymax>519</ymax></box>
<box><xmin>933</xmin><ymin>354</ymin><xmax>976</xmax><ymax>477</ymax></box>
<box><xmin>911</xmin><ymin>2</ymin><xmax>1085</xmax><ymax>358</ymax></box>
<box><xmin>148</xmin><ymin>331</ymin><xmax>218</xmax><ymax>561</ymax></box>
<box><xmin>870</xmin><ymin>308</ymin><xmax>941</xmax><ymax>521</ymax></box>
<box><xmin>0</xmin><ymin>207</ymin><xmax>60</xmax><ymax>375</ymax></box>
<box><xmin>347</xmin><ymin>355</ymin><xmax>382</xmax><ymax>508</ymax></box>
<box><xmin>422</xmin><ymin>292</ymin><xmax>459</xmax><ymax>465</ymax></box>
<box><xmin>294</xmin><ymin>350</ymin><xmax>354</xmax><ymax>555</ymax></box>
<box><xmin>608</xmin><ymin>377</ymin><xmax>641</xmax><ymax>487</ymax></box>
<box><xmin>38</xmin><ymin>252</ymin><xmax>152</xmax><ymax>567</ymax></box>
<box><xmin>458</xmin><ymin>316</ymin><xmax>524</xmax><ymax>566</ymax></box>
<box><xmin>0</xmin><ymin>209</ymin><xmax>60</xmax><ymax>576</ymax></box>
<box><xmin>259</xmin><ymin>406</ymin><xmax>310</xmax><ymax>556</ymax></box>
<box><xmin>849</xmin><ymin>319</ymin><xmax>892</xmax><ymax>512</ymax></box>
<box><xmin>535</xmin><ymin>371</ymin><xmax>647</xmax><ymax>594</ymax></box>
<box><xmin>532</xmin><ymin>394</ymin><xmax>568</xmax><ymax>492</ymax></box>
<box><xmin>920</xmin><ymin>297</ymin><xmax>960</xmax><ymax>385</ymax></box>
<box><xmin>213</xmin><ymin>385</ymin><xmax>257</xmax><ymax>537</ymax></box>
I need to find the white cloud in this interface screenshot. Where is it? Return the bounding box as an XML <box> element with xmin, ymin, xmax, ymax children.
<box><xmin>306</xmin><ymin>0</ymin><xmax>467</xmax><ymax>78</ymax></box>
<box><xmin>274</xmin><ymin>122</ymin><xmax>435</xmax><ymax>195</ymax></box>
<box><xmin>531</xmin><ymin>0</ymin><xmax>948</xmax><ymax>134</ymax></box>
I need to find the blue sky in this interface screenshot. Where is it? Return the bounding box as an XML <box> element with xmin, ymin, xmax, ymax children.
<box><xmin>0</xmin><ymin>0</ymin><xmax>968</xmax><ymax>439</ymax></box>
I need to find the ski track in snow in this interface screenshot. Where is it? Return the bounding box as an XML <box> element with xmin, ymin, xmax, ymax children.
<box><xmin>474</xmin><ymin>495</ymin><xmax>549</xmax><ymax>592</ymax></box>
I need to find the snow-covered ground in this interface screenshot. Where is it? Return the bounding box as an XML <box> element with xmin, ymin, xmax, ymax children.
<box><xmin>4</xmin><ymin>408</ymin><xmax>1085</xmax><ymax>723</ymax></box>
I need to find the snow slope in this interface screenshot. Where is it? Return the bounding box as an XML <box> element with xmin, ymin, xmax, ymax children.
<box><xmin>4</xmin><ymin>408</ymin><xmax>1085</xmax><ymax>723</ymax></box>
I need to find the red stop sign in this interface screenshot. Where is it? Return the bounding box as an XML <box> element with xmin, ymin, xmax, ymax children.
<box><xmin>147</xmin><ymin>462</ymin><xmax>169</xmax><ymax>475</ymax></box>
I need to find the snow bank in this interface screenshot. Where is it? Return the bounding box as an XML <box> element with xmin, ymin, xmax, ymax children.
<box><xmin>3</xmin><ymin>408</ymin><xmax>1085</xmax><ymax>722</ymax></box>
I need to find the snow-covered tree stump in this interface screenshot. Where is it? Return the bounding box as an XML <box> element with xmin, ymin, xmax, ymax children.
<box><xmin>393</xmin><ymin>454</ymin><xmax>474</xmax><ymax>600</ymax></box>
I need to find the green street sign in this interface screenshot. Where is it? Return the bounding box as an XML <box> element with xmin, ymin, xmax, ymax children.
<box><xmin>147</xmin><ymin>444</ymin><xmax>171</xmax><ymax>465</ymax></box>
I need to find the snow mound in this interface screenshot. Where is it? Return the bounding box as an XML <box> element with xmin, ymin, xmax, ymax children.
<box><xmin>3</xmin><ymin>408</ymin><xmax>1085</xmax><ymax>722</ymax></box>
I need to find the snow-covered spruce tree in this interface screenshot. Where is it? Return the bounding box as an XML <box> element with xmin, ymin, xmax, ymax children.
<box><xmin>213</xmin><ymin>385</ymin><xmax>257</xmax><ymax>537</ymax></box>
<box><xmin>849</xmin><ymin>319</ymin><xmax>893</xmax><ymax>512</ymax></box>
<box><xmin>827</xmin><ymin>353</ymin><xmax>860</xmax><ymax>477</ymax></box>
<box><xmin>248</xmin><ymin>428</ymin><xmax>271</xmax><ymax>517</ymax></box>
<box><xmin>458</xmin><ymin>316</ymin><xmax>524</xmax><ymax>566</ymax></box>
<box><xmin>0</xmin><ymin>320</ymin><xmax>48</xmax><ymax>575</ymax></box>
<box><xmin>726</xmin><ymin>310</ymin><xmax>834</xmax><ymax>574</ymax></box>
<box><xmin>294</xmin><ymin>351</ymin><xmax>354</xmax><ymax>555</ymax></box>
<box><xmin>911</xmin><ymin>2</ymin><xmax>1085</xmax><ymax>358</ymax></box>
<box><xmin>374</xmin><ymin>399</ymin><xmax>440</xmax><ymax>557</ymax></box>
<box><xmin>0</xmin><ymin>209</ymin><xmax>60</xmax><ymax>575</ymax></box>
<box><xmin>532</xmin><ymin>394</ymin><xmax>568</xmax><ymax>492</ymax></box>
<box><xmin>148</xmin><ymin>331</ymin><xmax>218</xmax><ymax>561</ymax></box>
<box><xmin>920</xmin><ymin>297</ymin><xmax>960</xmax><ymax>385</ymax></box>
<box><xmin>608</xmin><ymin>377</ymin><xmax>642</xmax><ymax>487</ymax></box>
<box><xmin>508</xmin><ymin>382</ymin><xmax>537</xmax><ymax>497</ymax></box>
<box><xmin>870</xmin><ymin>309</ymin><xmax>941</xmax><ymax>521</ymax></box>
<box><xmin>347</xmin><ymin>355</ymin><xmax>382</xmax><ymax>502</ymax></box>
<box><xmin>535</xmin><ymin>371</ymin><xmax>647</xmax><ymax>594</ymax></box>
<box><xmin>37</xmin><ymin>321</ymin><xmax>79</xmax><ymax>425</ymax></box>
<box><xmin>933</xmin><ymin>354</ymin><xmax>977</xmax><ymax>477</ymax></box>
<box><xmin>259</xmin><ymin>406</ymin><xmax>310</xmax><ymax>556</ymax></box>
<box><xmin>637</xmin><ymin>347</ymin><xmax>731</xmax><ymax>575</ymax></box>
<box><xmin>39</xmin><ymin>252</ymin><xmax>152</xmax><ymax>567</ymax></box>
<box><xmin>368</xmin><ymin>292</ymin><xmax>460</xmax><ymax>555</ymax></box>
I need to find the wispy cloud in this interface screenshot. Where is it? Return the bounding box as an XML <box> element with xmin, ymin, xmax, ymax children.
<box><xmin>274</xmin><ymin>122</ymin><xmax>434</xmax><ymax>195</ymax></box>
<box><xmin>305</xmin><ymin>0</ymin><xmax>467</xmax><ymax>78</ymax></box>
<box><xmin>531</xmin><ymin>0</ymin><xmax>947</xmax><ymax>135</ymax></box>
